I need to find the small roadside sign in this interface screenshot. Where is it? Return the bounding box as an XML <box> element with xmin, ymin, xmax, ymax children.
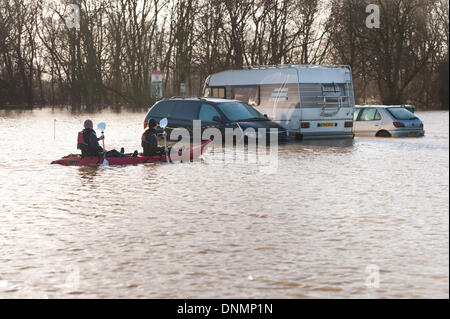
<box><xmin>151</xmin><ymin>70</ymin><xmax>163</xmax><ymax>98</ymax></box>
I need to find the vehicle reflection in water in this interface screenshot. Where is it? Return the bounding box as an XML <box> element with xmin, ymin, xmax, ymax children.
<box><xmin>280</xmin><ymin>138</ymin><xmax>355</xmax><ymax>156</ymax></box>
<box><xmin>295</xmin><ymin>138</ymin><xmax>355</xmax><ymax>148</ymax></box>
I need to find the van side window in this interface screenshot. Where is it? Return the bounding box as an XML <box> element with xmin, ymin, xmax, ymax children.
<box><xmin>199</xmin><ymin>103</ymin><xmax>221</xmax><ymax>122</ymax></box>
<box><xmin>172</xmin><ymin>101</ymin><xmax>200</xmax><ymax>120</ymax></box>
<box><xmin>204</xmin><ymin>87</ymin><xmax>225</xmax><ymax>98</ymax></box>
<box><xmin>359</xmin><ymin>108</ymin><xmax>378</xmax><ymax>121</ymax></box>
<box><xmin>148</xmin><ymin>101</ymin><xmax>176</xmax><ymax>118</ymax></box>
<box><xmin>232</xmin><ymin>86</ymin><xmax>260</xmax><ymax>106</ymax></box>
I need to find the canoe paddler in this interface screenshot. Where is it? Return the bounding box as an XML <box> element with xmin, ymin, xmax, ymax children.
<box><xmin>77</xmin><ymin>120</ymin><xmax>136</xmax><ymax>158</ymax></box>
<box><xmin>77</xmin><ymin>119</ymin><xmax>104</xmax><ymax>157</ymax></box>
<box><xmin>141</xmin><ymin>118</ymin><xmax>167</xmax><ymax>156</ymax></box>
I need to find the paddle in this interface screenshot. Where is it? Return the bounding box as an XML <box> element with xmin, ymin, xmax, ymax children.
<box><xmin>97</xmin><ymin>122</ymin><xmax>109</xmax><ymax>166</ymax></box>
<box><xmin>159</xmin><ymin>117</ymin><xmax>169</xmax><ymax>163</ymax></box>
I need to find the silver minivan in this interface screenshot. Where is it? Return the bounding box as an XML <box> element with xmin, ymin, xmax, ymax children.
<box><xmin>354</xmin><ymin>105</ymin><xmax>424</xmax><ymax>137</ymax></box>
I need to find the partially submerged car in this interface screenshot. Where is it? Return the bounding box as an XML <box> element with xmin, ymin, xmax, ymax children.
<box><xmin>144</xmin><ymin>97</ymin><xmax>290</xmax><ymax>143</ymax></box>
<box><xmin>353</xmin><ymin>105</ymin><xmax>424</xmax><ymax>137</ymax></box>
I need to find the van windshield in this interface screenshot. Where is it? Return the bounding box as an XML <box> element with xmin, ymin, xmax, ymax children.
<box><xmin>387</xmin><ymin>107</ymin><xmax>417</xmax><ymax>120</ymax></box>
<box><xmin>216</xmin><ymin>102</ymin><xmax>266</xmax><ymax>122</ymax></box>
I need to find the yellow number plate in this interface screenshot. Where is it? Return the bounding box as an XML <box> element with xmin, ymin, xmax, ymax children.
<box><xmin>322</xmin><ymin>123</ymin><xmax>334</xmax><ymax>127</ymax></box>
<box><xmin>408</xmin><ymin>132</ymin><xmax>419</xmax><ymax>137</ymax></box>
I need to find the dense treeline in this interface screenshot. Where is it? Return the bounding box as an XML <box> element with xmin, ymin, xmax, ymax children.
<box><xmin>0</xmin><ymin>0</ymin><xmax>448</xmax><ymax>111</ymax></box>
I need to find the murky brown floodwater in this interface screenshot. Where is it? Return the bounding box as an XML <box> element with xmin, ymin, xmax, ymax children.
<box><xmin>0</xmin><ymin>108</ymin><xmax>448</xmax><ymax>298</ymax></box>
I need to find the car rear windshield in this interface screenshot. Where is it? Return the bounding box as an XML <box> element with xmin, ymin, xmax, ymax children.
<box><xmin>387</xmin><ymin>108</ymin><xmax>417</xmax><ymax>120</ymax></box>
<box><xmin>216</xmin><ymin>102</ymin><xmax>266</xmax><ymax>122</ymax></box>
<box><xmin>353</xmin><ymin>108</ymin><xmax>362</xmax><ymax>120</ymax></box>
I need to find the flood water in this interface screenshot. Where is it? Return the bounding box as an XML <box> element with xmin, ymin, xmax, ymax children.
<box><xmin>0</xmin><ymin>108</ymin><xmax>448</xmax><ymax>298</ymax></box>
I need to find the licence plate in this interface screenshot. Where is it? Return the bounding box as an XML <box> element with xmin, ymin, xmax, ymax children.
<box><xmin>321</xmin><ymin>123</ymin><xmax>334</xmax><ymax>127</ymax></box>
<box><xmin>408</xmin><ymin>132</ymin><xmax>419</xmax><ymax>137</ymax></box>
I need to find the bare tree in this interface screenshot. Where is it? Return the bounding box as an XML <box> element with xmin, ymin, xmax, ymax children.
<box><xmin>0</xmin><ymin>0</ymin><xmax>39</xmax><ymax>107</ymax></box>
<box><xmin>0</xmin><ymin>0</ymin><xmax>447</xmax><ymax>110</ymax></box>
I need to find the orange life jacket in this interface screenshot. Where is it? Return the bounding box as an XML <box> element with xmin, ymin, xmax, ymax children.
<box><xmin>141</xmin><ymin>128</ymin><xmax>151</xmax><ymax>147</ymax></box>
<box><xmin>141</xmin><ymin>130</ymin><xmax>147</xmax><ymax>142</ymax></box>
<box><xmin>77</xmin><ymin>131</ymin><xmax>88</xmax><ymax>150</ymax></box>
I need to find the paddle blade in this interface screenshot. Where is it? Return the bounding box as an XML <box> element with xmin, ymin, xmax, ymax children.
<box><xmin>103</xmin><ymin>158</ymin><xmax>109</xmax><ymax>166</ymax></box>
<box><xmin>159</xmin><ymin>118</ymin><xmax>168</xmax><ymax>129</ymax></box>
<box><xmin>97</xmin><ymin>122</ymin><xmax>106</xmax><ymax>131</ymax></box>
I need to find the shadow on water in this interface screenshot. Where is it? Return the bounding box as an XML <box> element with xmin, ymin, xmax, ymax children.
<box><xmin>77</xmin><ymin>160</ymin><xmax>160</xmax><ymax>188</ymax></box>
<box><xmin>142</xmin><ymin>163</ymin><xmax>161</xmax><ymax>182</ymax></box>
<box><xmin>77</xmin><ymin>166</ymin><xmax>99</xmax><ymax>182</ymax></box>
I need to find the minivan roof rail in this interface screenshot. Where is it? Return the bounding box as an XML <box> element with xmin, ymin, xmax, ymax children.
<box><xmin>247</xmin><ymin>64</ymin><xmax>350</xmax><ymax>70</ymax></box>
<box><xmin>168</xmin><ymin>96</ymin><xmax>206</xmax><ymax>100</ymax></box>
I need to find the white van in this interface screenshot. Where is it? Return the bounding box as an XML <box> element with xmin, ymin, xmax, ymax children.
<box><xmin>202</xmin><ymin>64</ymin><xmax>355</xmax><ymax>140</ymax></box>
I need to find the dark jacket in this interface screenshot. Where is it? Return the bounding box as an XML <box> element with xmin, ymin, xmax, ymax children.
<box><xmin>79</xmin><ymin>128</ymin><xmax>103</xmax><ymax>157</ymax></box>
<box><xmin>142</xmin><ymin>128</ymin><xmax>164</xmax><ymax>156</ymax></box>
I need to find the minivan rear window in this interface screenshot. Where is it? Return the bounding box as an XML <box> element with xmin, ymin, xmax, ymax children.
<box><xmin>148</xmin><ymin>101</ymin><xmax>176</xmax><ymax>118</ymax></box>
<box><xmin>172</xmin><ymin>101</ymin><xmax>200</xmax><ymax>120</ymax></box>
<box><xmin>148</xmin><ymin>100</ymin><xmax>200</xmax><ymax>120</ymax></box>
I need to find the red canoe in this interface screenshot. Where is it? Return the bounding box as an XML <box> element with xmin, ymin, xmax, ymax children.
<box><xmin>51</xmin><ymin>140</ymin><xmax>212</xmax><ymax>166</ymax></box>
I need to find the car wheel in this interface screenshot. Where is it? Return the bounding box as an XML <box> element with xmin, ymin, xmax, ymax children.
<box><xmin>376</xmin><ymin>130</ymin><xmax>391</xmax><ymax>137</ymax></box>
